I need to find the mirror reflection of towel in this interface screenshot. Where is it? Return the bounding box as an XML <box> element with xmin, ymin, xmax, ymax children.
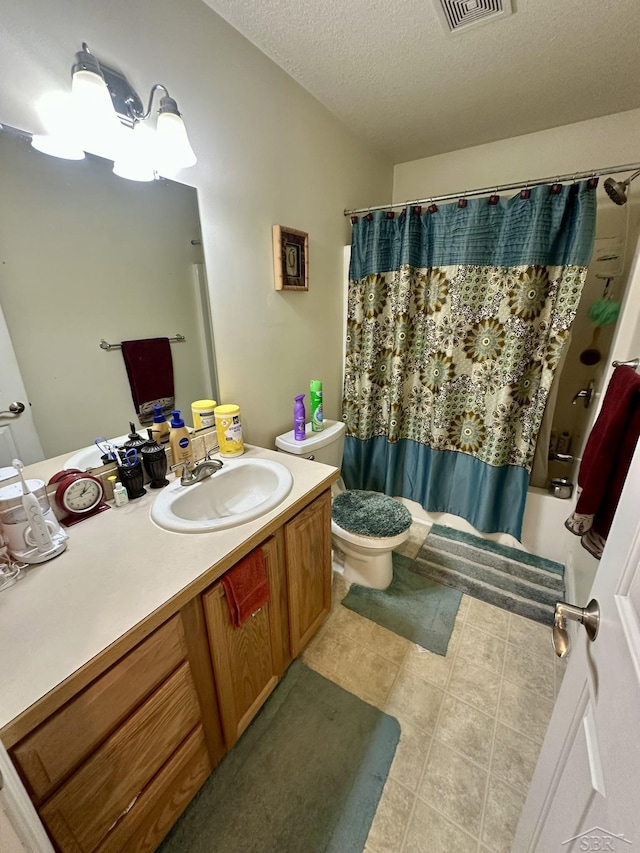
<box><xmin>121</xmin><ymin>338</ymin><xmax>175</xmax><ymax>424</ymax></box>
<box><xmin>565</xmin><ymin>366</ymin><xmax>640</xmax><ymax>558</ymax></box>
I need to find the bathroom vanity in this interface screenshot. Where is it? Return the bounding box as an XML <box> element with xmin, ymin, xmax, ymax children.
<box><xmin>0</xmin><ymin>445</ymin><xmax>338</xmax><ymax>852</ymax></box>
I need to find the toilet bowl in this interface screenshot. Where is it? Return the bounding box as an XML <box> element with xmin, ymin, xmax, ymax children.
<box><xmin>274</xmin><ymin>421</ymin><xmax>412</xmax><ymax>590</ymax></box>
<box><xmin>330</xmin><ymin>489</ymin><xmax>411</xmax><ymax>589</ymax></box>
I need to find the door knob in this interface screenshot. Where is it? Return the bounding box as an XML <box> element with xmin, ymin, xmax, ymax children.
<box><xmin>0</xmin><ymin>401</ymin><xmax>25</xmax><ymax>415</ymax></box>
<box><xmin>552</xmin><ymin>599</ymin><xmax>600</xmax><ymax>658</ymax></box>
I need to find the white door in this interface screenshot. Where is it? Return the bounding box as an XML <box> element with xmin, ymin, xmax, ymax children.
<box><xmin>513</xmin><ymin>440</ymin><xmax>640</xmax><ymax>851</ymax></box>
<box><xmin>0</xmin><ymin>302</ymin><xmax>43</xmax><ymax>467</ymax></box>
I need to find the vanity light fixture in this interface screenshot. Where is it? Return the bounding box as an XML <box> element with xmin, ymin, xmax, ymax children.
<box><xmin>31</xmin><ymin>43</ymin><xmax>197</xmax><ymax>181</ymax></box>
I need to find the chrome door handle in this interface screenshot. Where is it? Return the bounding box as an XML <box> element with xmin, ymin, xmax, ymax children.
<box><xmin>552</xmin><ymin>599</ymin><xmax>600</xmax><ymax>658</ymax></box>
<box><xmin>0</xmin><ymin>401</ymin><xmax>25</xmax><ymax>416</ymax></box>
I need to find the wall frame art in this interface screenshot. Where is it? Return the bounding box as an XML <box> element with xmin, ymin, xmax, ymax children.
<box><xmin>272</xmin><ymin>225</ymin><xmax>309</xmax><ymax>291</ymax></box>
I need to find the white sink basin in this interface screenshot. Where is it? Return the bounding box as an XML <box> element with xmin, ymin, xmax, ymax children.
<box><xmin>150</xmin><ymin>458</ymin><xmax>294</xmax><ymax>533</ymax></box>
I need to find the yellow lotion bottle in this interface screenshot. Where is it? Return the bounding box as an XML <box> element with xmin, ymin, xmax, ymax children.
<box><xmin>169</xmin><ymin>409</ymin><xmax>194</xmax><ymax>470</ymax></box>
<box><xmin>151</xmin><ymin>404</ymin><xmax>170</xmax><ymax>445</ymax></box>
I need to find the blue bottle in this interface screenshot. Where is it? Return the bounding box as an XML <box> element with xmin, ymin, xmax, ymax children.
<box><xmin>294</xmin><ymin>394</ymin><xmax>306</xmax><ymax>441</ymax></box>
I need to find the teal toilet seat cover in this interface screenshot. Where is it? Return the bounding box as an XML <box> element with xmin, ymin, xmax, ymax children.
<box><xmin>332</xmin><ymin>490</ymin><xmax>412</xmax><ymax>538</ymax></box>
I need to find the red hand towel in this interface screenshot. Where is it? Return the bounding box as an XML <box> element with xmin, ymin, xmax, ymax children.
<box><xmin>572</xmin><ymin>366</ymin><xmax>640</xmax><ymax>543</ymax></box>
<box><xmin>121</xmin><ymin>338</ymin><xmax>175</xmax><ymax>424</ymax></box>
<box><xmin>221</xmin><ymin>548</ymin><xmax>270</xmax><ymax>629</ymax></box>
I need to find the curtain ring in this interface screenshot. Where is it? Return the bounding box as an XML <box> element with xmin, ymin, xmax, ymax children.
<box><xmin>350</xmin><ymin>215</ymin><xmax>359</xmax><ymax>224</ymax></box>
<box><xmin>366</xmin><ymin>207</ymin><xmax>373</xmax><ymax>221</ymax></box>
<box><xmin>413</xmin><ymin>204</ymin><xmax>422</xmax><ymax>215</ymax></box>
<box><xmin>488</xmin><ymin>188</ymin><xmax>499</xmax><ymax>205</ymax></box>
<box><xmin>587</xmin><ymin>174</ymin><xmax>599</xmax><ymax>190</ymax></box>
<box><xmin>458</xmin><ymin>192</ymin><xmax>468</xmax><ymax>209</ymax></box>
<box><xmin>428</xmin><ymin>197</ymin><xmax>438</xmax><ymax>214</ymax></box>
<box><xmin>520</xmin><ymin>181</ymin><xmax>531</xmax><ymax>200</ymax></box>
<box><xmin>550</xmin><ymin>181</ymin><xmax>562</xmax><ymax>195</ymax></box>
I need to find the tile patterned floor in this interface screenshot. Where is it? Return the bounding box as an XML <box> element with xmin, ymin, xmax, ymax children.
<box><xmin>301</xmin><ymin>521</ymin><xmax>567</xmax><ymax>853</ymax></box>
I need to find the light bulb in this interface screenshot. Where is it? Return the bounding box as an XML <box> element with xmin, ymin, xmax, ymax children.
<box><xmin>113</xmin><ymin>123</ymin><xmax>156</xmax><ymax>182</ymax></box>
<box><xmin>155</xmin><ymin>111</ymin><xmax>197</xmax><ymax>176</ymax></box>
<box><xmin>31</xmin><ymin>92</ymin><xmax>85</xmax><ymax>160</ymax></box>
<box><xmin>71</xmin><ymin>68</ymin><xmax>123</xmax><ymax>158</ymax></box>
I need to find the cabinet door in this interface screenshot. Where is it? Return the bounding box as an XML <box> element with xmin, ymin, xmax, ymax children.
<box><xmin>285</xmin><ymin>490</ymin><xmax>332</xmax><ymax>658</ymax></box>
<box><xmin>202</xmin><ymin>536</ymin><xmax>282</xmax><ymax>748</ymax></box>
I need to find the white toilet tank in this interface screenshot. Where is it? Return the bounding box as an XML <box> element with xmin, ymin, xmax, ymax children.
<box><xmin>275</xmin><ymin>419</ymin><xmax>345</xmax><ymax>468</ymax></box>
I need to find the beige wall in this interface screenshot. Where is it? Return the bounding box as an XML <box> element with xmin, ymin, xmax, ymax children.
<box><xmin>393</xmin><ymin>109</ymin><xmax>640</xmax><ymax>202</ymax></box>
<box><xmin>0</xmin><ymin>0</ymin><xmax>392</xmax><ymax>452</ymax></box>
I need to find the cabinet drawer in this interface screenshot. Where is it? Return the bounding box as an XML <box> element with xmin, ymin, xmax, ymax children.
<box><xmin>13</xmin><ymin>615</ymin><xmax>187</xmax><ymax>802</ymax></box>
<box><xmin>40</xmin><ymin>662</ymin><xmax>201</xmax><ymax>853</ymax></box>
<box><xmin>96</xmin><ymin>726</ymin><xmax>212</xmax><ymax>853</ymax></box>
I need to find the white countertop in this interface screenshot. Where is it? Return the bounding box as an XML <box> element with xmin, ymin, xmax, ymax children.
<box><xmin>0</xmin><ymin>445</ymin><xmax>337</xmax><ymax>732</ymax></box>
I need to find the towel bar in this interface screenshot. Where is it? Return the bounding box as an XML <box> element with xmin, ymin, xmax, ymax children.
<box><xmin>612</xmin><ymin>357</ymin><xmax>639</xmax><ymax>370</ymax></box>
<box><xmin>99</xmin><ymin>333</ymin><xmax>186</xmax><ymax>351</ymax></box>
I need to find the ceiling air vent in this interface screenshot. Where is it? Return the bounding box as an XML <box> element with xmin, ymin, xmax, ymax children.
<box><xmin>433</xmin><ymin>0</ymin><xmax>513</xmax><ymax>34</ymax></box>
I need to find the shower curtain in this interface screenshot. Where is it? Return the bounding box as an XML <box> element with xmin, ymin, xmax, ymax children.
<box><xmin>342</xmin><ymin>182</ymin><xmax>597</xmax><ymax>539</ymax></box>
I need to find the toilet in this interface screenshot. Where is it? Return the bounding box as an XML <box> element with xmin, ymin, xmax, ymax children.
<box><xmin>275</xmin><ymin>420</ymin><xmax>412</xmax><ymax>589</ymax></box>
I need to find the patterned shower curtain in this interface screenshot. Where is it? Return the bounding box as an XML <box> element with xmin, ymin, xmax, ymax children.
<box><xmin>342</xmin><ymin>182</ymin><xmax>597</xmax><ymax>539</ymax></box>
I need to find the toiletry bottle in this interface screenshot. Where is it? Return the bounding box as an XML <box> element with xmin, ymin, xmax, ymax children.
<box><xmin>310</xmin><ymin>380</ymin><xmax>323</xmax><ymax>432</ymax></box>
<box><xmin>108</xmin><ymin>476</ymin><xmax>129</xmax><ymax>507</ymax></box>
<box><xmin>294</xmin><ymin>394</ymin><xmax>306</xmax><ymax>441</ymax></box>
<box><xmin>123</xmin><ymin>422</ymin><xmax>147</xmax><ymax>452</ymax></box>
<box><xmin>169</xmin><ymin>409</ymin><xmax>194</xmax><ymax>470</ymax></box>
<box><xmin>151</xmin><ymin>405</ymin><xmax>170</xmax><ymax>445</ymax></box>
<box><xmin>557</xmin><ymin>431</ymin><xmax>571</xmax><ymax>454</ymax></box>
<box><xmin>141</xmin><ymin>430</ymin><xmax>169</xmax><ymax>488</ymax></box>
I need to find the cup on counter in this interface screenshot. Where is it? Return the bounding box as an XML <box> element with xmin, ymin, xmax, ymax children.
<box><xmin>117</xmin><ymin>449</ymin><xmax>146</xmax><ymax>499</ymax></box>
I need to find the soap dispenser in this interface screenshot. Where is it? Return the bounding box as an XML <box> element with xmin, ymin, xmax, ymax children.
<box><xmin>141</xmin><ymin>430</ymin><xmax>169</xmax><ymax>488</ymax></box>
<box><xmin>150</xmin><ymin>406</ymin><xmax>171</xmax><ymax>445</ymax></box>
<box><xmin>123</xmin><ymin>422</ymin><xmax>147</xmax><ymax>452</ymax></box>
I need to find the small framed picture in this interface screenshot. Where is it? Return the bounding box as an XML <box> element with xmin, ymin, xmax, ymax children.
<box><xmin>272</xmin><ymin>225</ymin><xmax>309</xmax><ymax>291</ymax></box>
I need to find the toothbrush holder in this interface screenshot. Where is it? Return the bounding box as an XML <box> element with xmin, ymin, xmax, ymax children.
<box><xmin>117</xmin><ymin>462</ymin><xmax>147</xmax><ymax>500</ymax></box>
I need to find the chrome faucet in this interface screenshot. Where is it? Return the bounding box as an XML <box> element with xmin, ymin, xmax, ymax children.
<box><xmin>171</xmin><ymin>453</ymin><xmax>224</xmax><ymax>486</ymax></box>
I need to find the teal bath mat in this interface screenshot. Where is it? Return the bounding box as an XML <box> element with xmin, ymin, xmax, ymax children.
<box><xmin>412</xmin><ymin>524</ymin><xmax>565</xmax><ymax>626</ymax></box>
<box><xmin>341</xmin><ymin>552</ymin><xmax>462</xmax><ymax>655</ymax></box>
<box><xmin>159</xmin><ymin>660</ymin><xmax>400</xmax><ymax>853</ymax></box>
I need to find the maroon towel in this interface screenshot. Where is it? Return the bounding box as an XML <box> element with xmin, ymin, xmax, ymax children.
<box><xmin>121</xmin><ymin>338</ymin><xmax>174</xmax><ymax>424</ymax></box>
<box><xmin>221</xmin><ymin>548</ymin><xmax>270</xmax><ymax>629</ymax></box>
<box><xmin>565</xmin><ymin>366</ymin><xmax>640</xmax><ymax>555</ymax></box>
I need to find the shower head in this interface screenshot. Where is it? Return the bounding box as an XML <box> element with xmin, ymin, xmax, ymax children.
<box><xmin>604</xmin><ymin>169</ymin><xmax>640</xmax><ymax>205</ymax></box>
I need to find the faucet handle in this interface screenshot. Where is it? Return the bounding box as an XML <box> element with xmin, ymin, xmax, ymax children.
<box><xmin>170</xmin><ymin>460</ymin><xmax>195</xmax><ymax>484</ymax></box>
<box><xmin>205</xmin><ymin>449</ymin><xmax>223</xmax><ymax>464</ymax></box>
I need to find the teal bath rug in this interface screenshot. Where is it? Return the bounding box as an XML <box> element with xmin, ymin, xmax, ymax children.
<box><xmin>159</xmin><ymin>660</ymin><xmax>400</xmax><ymax>853</ymax></box>
<box><xmin>341</xmin><ymin>552</ymin><xmax>462</xmax><ymax>655</ymax></box>
<box><xmin>412</xmin><ymin>524</ymin><xmax>565</xmax><ymax>626</ymax></box>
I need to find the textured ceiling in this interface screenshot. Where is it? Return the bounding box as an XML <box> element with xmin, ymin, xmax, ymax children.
<box><xmin>201</xmin><ymin>0</ymin><xmax>640</xmax><ymax>163</ymax></box>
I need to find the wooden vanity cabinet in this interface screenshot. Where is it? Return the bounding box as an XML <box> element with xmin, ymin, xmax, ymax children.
<box><xmin>10</xmin><ymin>613</ymin><xmax>218</xmax><ymax>853</ymax></box>
<box><xmin>285</xmin><ymin>490</ymin><xmax>332</xmax><ymax>657</ymax></box>
<box><xmin>202</xmin><ymin>533</ymin><xmax>287</xmax><ymax>748</ymax></box>
<box><xmin>6</xmin><ymin>487</ymin><xmax>333</xmax><ymax>853</ymax></box>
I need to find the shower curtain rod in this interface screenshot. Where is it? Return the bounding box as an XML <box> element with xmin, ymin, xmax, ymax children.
<box><xmin>343</xmin><ymin>160</ymin><xmax>640</xmax><ymax>216</ymax></box>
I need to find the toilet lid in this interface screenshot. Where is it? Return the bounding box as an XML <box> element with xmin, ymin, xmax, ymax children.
<box><xmin>332</xmin><ymin>490</ymin><xmax>412</xmax><ymax>538</ymax></box>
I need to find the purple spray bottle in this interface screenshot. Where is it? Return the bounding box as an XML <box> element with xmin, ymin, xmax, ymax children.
<box><xmin>294</xmin><ymin>394</ymin><xmax>306</xmax><ymax>441</ymax></box>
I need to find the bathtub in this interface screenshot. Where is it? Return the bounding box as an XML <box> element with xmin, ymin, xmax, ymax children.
<box><xmin>399</xmin><ymin>485</ymin><xmax>599</xmax><ymax>607</ymax></box>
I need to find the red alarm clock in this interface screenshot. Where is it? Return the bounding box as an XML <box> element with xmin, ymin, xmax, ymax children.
<box><xmin>49</xmin><ymin>469</ymin><xmax>110</xmax><ymax>526</ymax></box>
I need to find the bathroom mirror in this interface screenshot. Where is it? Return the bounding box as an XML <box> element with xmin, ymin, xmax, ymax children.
<box><xmin>0</xmin><ymin>126</ymin><xmax>218</xmax><ymax>463</ymax></box>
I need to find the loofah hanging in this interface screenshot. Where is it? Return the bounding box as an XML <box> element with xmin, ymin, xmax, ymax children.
<box><xmin>588</xmin><ymin>298</ymin><xmax>621</xmax><ymax>327</ymax></box>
